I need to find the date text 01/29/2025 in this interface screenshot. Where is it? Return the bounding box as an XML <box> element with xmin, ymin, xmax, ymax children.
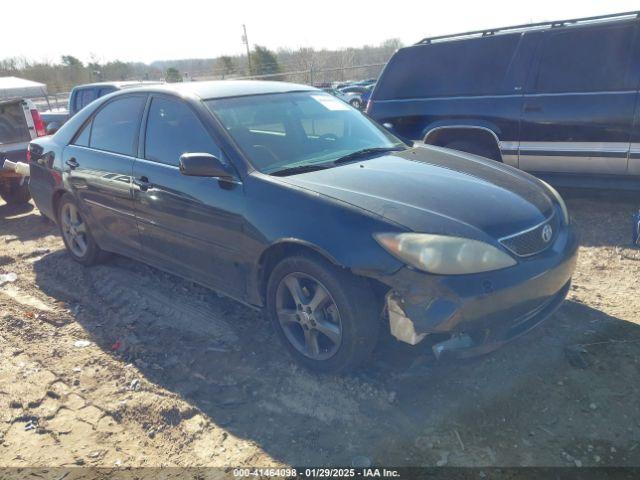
<box><xmin>232</xmin><ymin>468</ymin><xmax>401</xmax><ymax>477</ymax></box>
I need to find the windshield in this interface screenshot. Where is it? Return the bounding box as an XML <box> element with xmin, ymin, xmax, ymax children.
<box><xmin>205</xmin><ymin>92</ymin><xmax>405</xmax><ymax>174</ymax></box>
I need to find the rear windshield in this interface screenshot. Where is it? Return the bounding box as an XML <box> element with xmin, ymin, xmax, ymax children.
<box><xmin>0</xmin><ymin>101</ymin><xmax>29</xmax><ymax>145</ymax></box>
<box><xmin>374</xmin><ymin>34</ymin><xmax>520</xmax><ymax>100</ymax></box>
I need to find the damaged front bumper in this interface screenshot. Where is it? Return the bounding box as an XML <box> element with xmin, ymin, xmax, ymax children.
<box><xmin>381</xmin><ymin>227</ymin><xmax>579</xmax><ymax>359</ymax></box>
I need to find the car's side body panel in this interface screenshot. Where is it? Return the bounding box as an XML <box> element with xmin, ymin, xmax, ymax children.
<box><xmin>64</xmin><ymin>144</ymin><xmax>141</xmax><ymax>256</ymax></box>
<box><xmin>368</xmin><ymin>16</ymin><xmax>640</xmax><ymax>185</ymax></box>
<box><xmin>241</xmin><ymin>172</ymin><xmax>407</xmax><ymax>305</ymax></box>
<box><xmin>132</xmin><ymin>157</ymin><xmax>248</xmax><ymax>299</ymax></box>
<box><xmin>518</xmin><ymin>21</ymin><xmax>640</xmax><ymax>175</ymax></box>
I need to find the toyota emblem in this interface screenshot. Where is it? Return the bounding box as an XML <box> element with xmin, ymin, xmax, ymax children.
<box><xmin>541</xmin><ymin>224</ymin><xmax>553</xmax><ymax>243</ymax></box>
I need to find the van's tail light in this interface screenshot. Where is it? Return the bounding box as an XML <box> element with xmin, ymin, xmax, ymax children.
<box><xmin>26</xmin><ymin>147</ymin><xmax>31</xmax><ymax>163</ymax></box>
<box><xmin>365</xmin><ymin>100</ymin><xmax>372</xmax><ymax>113</ymax></box>
<box><xmin>30</xmin><ymin>109</ymin><xmax>46</xmax><ymax>137</ymax></box>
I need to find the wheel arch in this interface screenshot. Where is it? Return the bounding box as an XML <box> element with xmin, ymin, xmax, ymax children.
<box><xmin>423</xmin><ymin>125</ymin><xmax>503</xmax><ymax>162</ymax></box>
<box><xmin>51</xmin><ymin>188</ymin><xmax>69</xmax><ymax>222</ymax></box>
<box><xmin>254</xmin><ymin>239</ymin><xmax>343</xmax><ymax>307</ymax></box>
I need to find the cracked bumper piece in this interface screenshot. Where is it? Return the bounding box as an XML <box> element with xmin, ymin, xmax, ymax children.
<box><xmin>383</xmin><ymin>228</ymin><xmax>579</xmax><ymax>357</ymax></box>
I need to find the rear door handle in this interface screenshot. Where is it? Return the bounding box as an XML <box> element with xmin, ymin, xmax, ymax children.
<box><xmin>65</xmin><ymin>157</ymin><xmax>79</xmax><ymax>169</ymax></box>
<box><xmin>133</xmin><ymin>176</ymin><xmax>152</xmax><ymax>190</ymax></box>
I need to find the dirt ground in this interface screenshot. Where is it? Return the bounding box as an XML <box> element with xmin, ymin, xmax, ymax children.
<box><xmin>0</xmin><ymin>190</ymin><xmax>639</xmax><ymax>469</ymax></box>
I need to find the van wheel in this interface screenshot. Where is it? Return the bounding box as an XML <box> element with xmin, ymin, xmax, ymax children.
<box><xmin>443</xmin><ymin>140</ymin><xmax>501</xmax><ymax>162</ymax></box>
<box><xmin>57</xmin><ymin>193</ymin><xmax>107</xmax><ymax>266</ymax></box>
<box><xmin>0</xmin><ymin>179</ymin><xmax>31</xmax><ymax>205</ymax></box>
<box><xmin>266</xmin><ymin>254</ymin><xmax>380</xmax><ymax>373</ymax></box>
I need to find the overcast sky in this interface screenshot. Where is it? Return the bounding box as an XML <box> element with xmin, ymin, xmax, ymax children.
<box><xmin>5</xmin><ymin>0</ymin><xmax>639</xmax><ymax>64</ymax></box>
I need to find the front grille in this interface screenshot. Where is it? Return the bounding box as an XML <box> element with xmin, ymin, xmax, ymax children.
<box><xmin>499</xmin><ymin>212</ymin><xmax>559</xmax><ymax>257</ymax></box>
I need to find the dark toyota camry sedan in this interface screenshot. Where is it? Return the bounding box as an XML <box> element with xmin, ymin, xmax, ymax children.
<box><xmin>28</xmin><ymin>81</ymin><xmax>578</xmax><ymax>373</ymax></box>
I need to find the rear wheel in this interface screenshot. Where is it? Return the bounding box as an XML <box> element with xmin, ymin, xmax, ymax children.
<box><xmin>442</xmin><ymin>139</ymin><xmax>501</xmax><ymax>162</ymax></box>
<box><xmin>0</xmin><ymin>179</ymin><xmax>31</xmax><ymax>205</ymax></box>
<box><xmin>266</xmin><ymin>254</ymin><xmax>380</xmax><ymax>373</ymax></box>
<box><xmin>57</xmin><ymin>193</ymin><xmax>106</xmax><ymax>266</ymax></box>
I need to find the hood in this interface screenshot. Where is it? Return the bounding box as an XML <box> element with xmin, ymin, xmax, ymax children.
<box><xmin>279</xmin><ymin>146</ymin><xmax>555</xmax><ymax>240</ymax></box>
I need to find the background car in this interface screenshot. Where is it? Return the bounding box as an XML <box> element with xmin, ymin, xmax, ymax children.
<box><xmin>0</xmin><ymin>97</ymin><xmax>45</xmax><ymax>204</ymax></box>
<box><xmin>41</xmin><ymin>81</ymin><xmax>164</xmax><ymax>134</ymax></box>
<box><xmin>359</xmin><ymin>84</ymin><xmax>375</xmax><ymax>107</ymax></box>
<box><xmin>322</xmin><ymin>87</ymin><xmax>364</xmax><ymax>109</ymax></box>
<box><xmin>339</xmin><ymin>85</ymin><xmax>370</xmax><ymax>95</ymax></box>
<box><xmin>367</xmin><ymin>11</ymin><xmax>640</xmax><ymax>189</ymax></box>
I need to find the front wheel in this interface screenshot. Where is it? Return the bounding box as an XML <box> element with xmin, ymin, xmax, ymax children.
<box><xmin>0</xmin><ymin>179</ymin><xmax>31</xmax><ymax>205</ymax></box>
<box><xmin>266</xmin><ymin>254</ymin><xmax>380</xmax><ymax>373</ymax></box>
<box><xmin>349</xmin><ymin>99</ymin><xmax>362</xmax><ymax>110</ymax></box>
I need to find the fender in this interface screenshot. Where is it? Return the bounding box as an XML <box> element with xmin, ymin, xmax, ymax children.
<box><xmin>247</xmin><ymin>237</ymin><xmax>343</xmax><ymax>307</ymax></box>
<box><xmin>259</xmin><ymin>237</ymin><xmax>341</xmax><ymax>267</ymax></box>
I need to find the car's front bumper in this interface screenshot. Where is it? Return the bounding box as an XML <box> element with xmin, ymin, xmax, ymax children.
<box><xmin>377</xmin><ymin>226</ymin><xmax>579</xmax><ymax>357</ymax></box>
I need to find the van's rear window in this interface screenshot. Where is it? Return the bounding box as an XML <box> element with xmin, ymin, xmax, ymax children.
<box><xmin>374</xmin><ymin>34</ymin><xmax>520</xmax><ymax>100</ymax></box>
<box><xmin>0</xmin><ymin>102</ymin><xmax>29</xmax><ymax>145</ymax></box>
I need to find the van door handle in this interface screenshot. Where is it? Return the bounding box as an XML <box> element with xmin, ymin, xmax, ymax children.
<box><xmin>133</xmin><ymin>176</ymin><xmax>152</xmax><ymax>190</ymax></box>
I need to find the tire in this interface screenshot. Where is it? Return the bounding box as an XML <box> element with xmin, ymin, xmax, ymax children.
<box><xmin>57</xmin><ymin>193</ymin><xmax>107</xmax><ymax>266</ymax></box>
<box><xmin>266</xmin><ymin>254</ymin><xmax>380</xmax><ymax>373</ymax></box>
<box><xmin>349</xmin><ymin>99</ymin><xmax>362</xmax><ymax>110</ymax></box>
<box><xmin>0</xmin><ymin>178</ymin><xmax>31</xmax><ymax>205</ymax></box>
<box><xmin>442</xmin><ymin>140</ymin><xmax>501</xmax><ymax>162</ymax></box>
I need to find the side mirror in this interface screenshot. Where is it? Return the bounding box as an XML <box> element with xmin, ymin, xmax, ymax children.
<box><xmin>179</xmin><ymin>152</ymin><xmax>232</xmax><ymax>178</ymax></box>
<box><xmin>46</xmin><ymin>122</ymin><xmax>60</xmax><ymax>135</ymax></box>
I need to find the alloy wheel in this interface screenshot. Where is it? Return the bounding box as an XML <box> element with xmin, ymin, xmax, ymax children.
<box><xmin>275</xmin><ymin>272</ymin><xmax>343</xmax><ymax>360</ymax></box>
<box><xmin>60</xmin><ymin>203</ymin><xmax>88</xmax><ymax>257</ymax></box>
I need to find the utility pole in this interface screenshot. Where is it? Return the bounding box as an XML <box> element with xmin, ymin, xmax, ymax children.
<box><xmin>242</xmin><ymin>24</ymin><xmax>253</xmax><ymax>76</ymax></box>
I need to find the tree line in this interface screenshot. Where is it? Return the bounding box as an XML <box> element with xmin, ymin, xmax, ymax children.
<box><xmin>0</xmin><ymin>39</ymin><xmax>403</xmax><ymax>94</ymax></box>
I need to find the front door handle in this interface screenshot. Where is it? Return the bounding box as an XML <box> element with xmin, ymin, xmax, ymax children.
<box><xmin>65</xmin><ymin>157</ymin><xmax>79</xmax><ymax>169</ymax></box>
<box><xmin>133</xmin><ymin>176</ymin><xmax>152</xmax><ymax>190</ymax></box>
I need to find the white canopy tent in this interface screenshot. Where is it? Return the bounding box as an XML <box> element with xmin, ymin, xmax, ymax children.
<box><xmin>0</xmin><ymin>76</ymin><xmax>48</xmax><ymax>100</ymax></box>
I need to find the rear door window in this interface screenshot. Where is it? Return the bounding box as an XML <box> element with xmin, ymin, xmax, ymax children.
<box><xmin>89</xmin><ymin>96</ymin><xmax>145</xmax><ymax>156</ymax></box>
<box><xmin>0</xmin><ymin>101</ymin><xmax>30</xmax><ymax>144</ymax></box>
<box><xmin>144</xmin><ymin>96</ymin><xmax>221</xmax><ymax>166</ymax></box>
<box><xmin>72</xmin><ymin>121</ymin><xmax>91</xmax><ymax>147</ymax></box>
<box><xmin>534</xmin><ymin>23</ymin><xmax>635</xmax><ymax>93</ymax></box>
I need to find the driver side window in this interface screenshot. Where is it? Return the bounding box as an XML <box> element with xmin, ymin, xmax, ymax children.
<box><xmin>145</xmin><ymin>97</ymin><xmax>222</xmax><ymax>167</ymax></box>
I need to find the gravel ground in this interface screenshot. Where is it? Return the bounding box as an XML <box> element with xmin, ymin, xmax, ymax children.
<box><xmin>0</xmin><ymin>190</ymin><xmax>639</xmax><ymax>468</ymax></box>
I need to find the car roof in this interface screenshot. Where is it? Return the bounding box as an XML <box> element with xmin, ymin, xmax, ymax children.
<box><xmin>128</xmin><ymin>80</ymin><xmax>318</xmax><ymax>100</ymax></box>
<box><xmin>73</xmin><ymin>81</ymin><xmax>163</xmax><ymax>90</ymax></box>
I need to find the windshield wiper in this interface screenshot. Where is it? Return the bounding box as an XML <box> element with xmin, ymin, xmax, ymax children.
<box><xmin>269</xmin><ymin>146</ymin><xmax>406</xmax><ymax>176</ymax></box>
<box><xmin>332</xmin><ymin>146</ymin><xmax>406</xmax><ymax>165</ymax></box>
<box><xmin>269</xmin><ymin>163</ymin><xmax>333</xmax><ymax>177</ymax></box>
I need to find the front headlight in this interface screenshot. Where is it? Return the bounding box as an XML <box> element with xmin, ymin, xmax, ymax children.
<box><xmin>375</xmin><ymin>233</ymin><xmax>516</xmax><ymax>275</ymax></box>
<box><xmin>539</xmin><ymin>179</ymin><xmax>569</xmax><ymax>225</ymax></box>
